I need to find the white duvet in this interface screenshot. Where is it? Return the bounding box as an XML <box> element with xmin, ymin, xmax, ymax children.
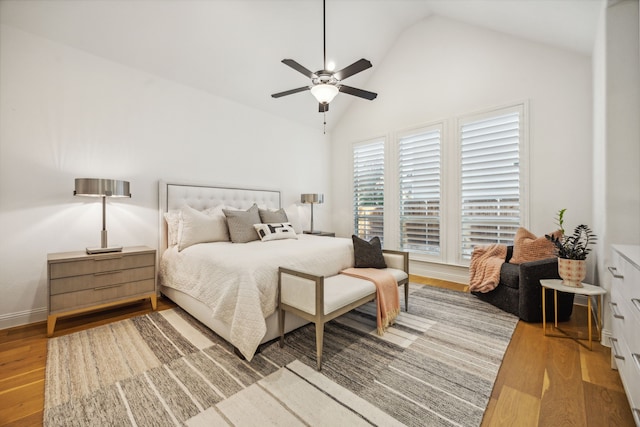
<box><xmin>159</xmin><ymin>234</ymin><xmax>354</xmax><ymax>360</ymax></box>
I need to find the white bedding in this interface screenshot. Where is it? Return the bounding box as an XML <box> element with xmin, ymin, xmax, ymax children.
<box><xmin>159</xmin><ymin>234</ymin><xmax>354</xmax><ymax>360</ymax></box>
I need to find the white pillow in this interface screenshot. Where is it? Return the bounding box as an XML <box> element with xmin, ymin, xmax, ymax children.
<box><xmin>284</xmin><ymin>204</ymin><xmax>303</xmax><ymax>234</ymax></box>
<box><xmin>164</xmin><ymin>210</ymin><xmax>180</xmax><ymax>246</ymax></box>
<box><xmin>177</xmin><ymin>205</ymin><xmax>230</xmax><ymax>251</ymax></box>
<box><xmin>253</xmin><ymin>223</ymin><xmax>298</xmax><ymax>242</ymax></box>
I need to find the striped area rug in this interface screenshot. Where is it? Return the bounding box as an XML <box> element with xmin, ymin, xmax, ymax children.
<box><xmin>44</xmin><ymin>285</ymin><xmax>518</xmax><ymax>426</ymax></box>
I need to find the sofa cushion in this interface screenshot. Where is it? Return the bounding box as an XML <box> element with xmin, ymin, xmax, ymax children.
<box><xmin>500</xmin><ymin>262</ymin><xmax>520</xmax><ymax>289</ymax></box>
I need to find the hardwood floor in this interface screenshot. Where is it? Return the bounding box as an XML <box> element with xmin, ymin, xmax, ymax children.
<box><xmin>0</xmin><ymin>282</ymin><xmax>635</xmax><ymax>426</ymax></box>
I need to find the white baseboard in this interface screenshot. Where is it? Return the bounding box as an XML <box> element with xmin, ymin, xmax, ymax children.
<box><xmin>409</xmin><ymin>260</ymin><xmax>468</xmax><ymax>285</ymax></box>
<box><xmin>601</xmin><ymin>328</ymin><xmax>612</xmax><ymax>348</ymax></box>
<box><xmin>0</xmin><ymin>307</ymin><xmax>47</xmax><ymax>331</ymax></box>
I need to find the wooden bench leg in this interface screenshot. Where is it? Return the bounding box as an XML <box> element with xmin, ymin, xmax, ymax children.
<box><xmin>404</xmin><ymin>283</ymin><xmax>409</xmax><ymax>312</ymax></box>
<box><xmin>279</xmin><ymin>308</ymin><xmax>285</xmax><ymax>348</ymax></box>
<box><xmin>316</xmin><ymin>322</ymin><xmax>324</xmax><ymax>371</ymax></box>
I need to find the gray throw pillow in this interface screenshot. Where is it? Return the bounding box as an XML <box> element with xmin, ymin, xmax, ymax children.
<box><xmin>259</xmin><ymin>208</ymin><xmax>288</xmax><ymax>224</ymax></box>
<box><xmin>223</xmin><ymin>204</ymin><xmax>261</xmax><ymax>243</ymax></box>
<box><xmin>352</xmin><ymin>235</ymin><xmax>387</xmax><ymax>269</ymax></box>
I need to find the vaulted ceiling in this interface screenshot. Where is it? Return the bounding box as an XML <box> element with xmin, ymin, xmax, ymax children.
<box><xmin>0</xmin><ymin>0</ymin><xmax>603</xmax><ymax>131</ymax></box>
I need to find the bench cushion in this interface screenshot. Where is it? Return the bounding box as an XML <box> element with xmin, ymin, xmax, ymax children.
<box><xmin>323</xmin><ymin>275</ymin><xmax>376</xmax><ymax>315</ymax></box>
<box><xmin>384</xmin><ymin>268</ymin><xmax>408</xmax><ymax>284</ymax></box>
<box><xmin>280</xmin><ymin>269</ymin><xmax>407</xmax><ymax>316</ymax></box>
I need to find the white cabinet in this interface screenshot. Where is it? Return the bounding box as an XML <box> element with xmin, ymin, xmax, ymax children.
<box><xmin>609</xmin><ymin>244</ymin><xmax>640</xmax><ymax>425</ymax></box>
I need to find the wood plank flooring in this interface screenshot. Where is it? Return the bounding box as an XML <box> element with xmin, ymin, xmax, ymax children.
<box><xmin>0</xmin><ymin>281</ymin><xmax>635</xmax><ymax>426</ymax></box>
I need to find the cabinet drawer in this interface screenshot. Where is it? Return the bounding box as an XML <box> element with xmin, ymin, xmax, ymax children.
<box><xmin>611</xmin><ymin>336</ymin><xmax>640</xmax><ymax>413</ymax></box>
<box><xmin>50</xmin><ymin>279</ymin><xmax>155</xmax><ymax>312</ymax></box>
<box><xmin>50</xmin><ymin>253</ymin><xmax>155</xmax><ymax>279</ymax></box>
<box><xmin>50</xmin><ymin>266</ymin><xmax>155</xmax><ymax>295</ymax></box>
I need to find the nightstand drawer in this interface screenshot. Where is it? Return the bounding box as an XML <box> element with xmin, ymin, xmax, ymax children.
<box><xmin>50</xmin><ymin>266</ymin><xmax>155</xmax><ymax>295</ymax></box>
<box><xmin>50</xmin><ymin>253</ymin><xmax>155</xmax><ymax>279</ymax></box>
<box><xmin>50</xmin><ymin>279</ymin><xmax>156</xmax><ymax>312</ymax></box>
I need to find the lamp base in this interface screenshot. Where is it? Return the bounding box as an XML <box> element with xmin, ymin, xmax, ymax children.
<box><xmin>303</xmin><ymin>230</ymin><xmax>322</xmax><ymax>235</ymax></box>
<box><xmin>86</xmin><ymin>246</ymin><xmax>123</xmax><ymax>254</ymax></box>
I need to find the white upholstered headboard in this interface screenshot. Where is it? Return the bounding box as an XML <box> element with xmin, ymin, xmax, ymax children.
<box><xmin>158</xmin><ymin>181</ymin><xmax>281</xmax><ymax>254</ymax></box>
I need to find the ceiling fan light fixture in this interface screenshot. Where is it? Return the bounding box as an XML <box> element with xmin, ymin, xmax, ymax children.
<box><xmin>310</xmin><ymin>84</ymin><xmax>339</xmax><ymax>104</ymax></box>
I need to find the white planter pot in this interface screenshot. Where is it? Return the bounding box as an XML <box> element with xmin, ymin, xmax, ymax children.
<box><xmin>557</xmin><ymin>258</ymin><xmax>586</xmax><ymax>287</ymax></box>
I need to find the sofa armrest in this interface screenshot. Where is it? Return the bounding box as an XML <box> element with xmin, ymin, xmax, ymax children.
<box><xmin>517</xmin><ymin>257</ymin><xmax>563</xmax><ymax>322</ymax></box>
<box><xmin>382</xmin><ymin>249</ymin><xmax>409</xmax><ymax>273</ymax></box>
<box><xmin>279</xmin><ymin>267</ymin><xmax>324</xmax><ymax>316</ymax></box>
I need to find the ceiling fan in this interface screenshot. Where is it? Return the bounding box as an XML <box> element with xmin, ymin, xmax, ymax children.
<box><xmin>271</xmin><ymin>0</ymin><xmax>377</xmax><ymax>114</ymax></box>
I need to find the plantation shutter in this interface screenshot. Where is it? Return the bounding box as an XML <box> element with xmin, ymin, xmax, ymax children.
<box><xmin>353</xmin><ymin>140</ymin><xmax>385</xmax><ymax>241</ymax></box>
<box><xmin>398</xmin><ymin>129</ymin><xmax>441</xmax><ymax>254</ymax></box>
<box><xmin>460</xmin><ymin>110</ymin><xmax>521</xmax><ymax>260</ymax></box>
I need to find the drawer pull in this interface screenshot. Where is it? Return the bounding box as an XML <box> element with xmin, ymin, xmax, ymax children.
<box><xmin>633</xmin><ymin>298</ymin><xmax>640</xmax><ymax>313</ymax></box>
<box><xmin>94</xmin><ymin>284</ymin><xmax>123</xmax><ymax>291</ymax></box>
<box><xmin>610</xmin><ymin>338</ymin><xmax>625</xmax><ymax>361</ymax></box>
<box><xmin>607</xmin><ymin>266</ymin><xmax>624</xmax><ymax>279</ymax></box>
<box><xmin>94</xmin><ymin>270</ymin><xmax>123</xmax><ymax>277</ymax></box>
<box><xmin>633</xmin><ymin>353</ymin><xmax>640</xmax><ymax>371</ymax></box>
<box><xmin>609</xmin><ymin>302</ymin><xmax>624</xmax><ymax>319</ymax></box>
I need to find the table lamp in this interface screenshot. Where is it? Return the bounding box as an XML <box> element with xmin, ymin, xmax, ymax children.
<box><xmin>301</xmin><ymin>193</ymin><xmax>324</xmax><ymax>234</ymax></box>
<box><xmin>74</xmin><ymin>178</ymin><xmax>131</xmax><ymax>254</ymax></box>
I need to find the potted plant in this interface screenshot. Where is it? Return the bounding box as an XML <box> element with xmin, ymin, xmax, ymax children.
<box><xmin>545</xmin><ymin>209</ymin><xmax>597</xmax><ymax>287</ymax></box>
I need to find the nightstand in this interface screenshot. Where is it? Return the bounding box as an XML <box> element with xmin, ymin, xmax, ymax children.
<box><xmin>47</xmin><ymin>245</ymin><xmax>157</xmax><ymax>336</ymax></box>
<box><xmin>303</xmin><ymin>231</ymin><xmax>335</xmax><ymax>237</ymax></box>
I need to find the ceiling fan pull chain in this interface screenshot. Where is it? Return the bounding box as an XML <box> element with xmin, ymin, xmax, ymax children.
<box><xmin>323</xmin><ymin>111</ymin><xmax>327</xmax><ymax>134</ymax></box>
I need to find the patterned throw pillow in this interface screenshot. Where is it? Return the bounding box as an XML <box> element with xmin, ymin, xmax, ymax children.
<box><xmin>509</xmin><ymin>227</ymin><xmax>559</xmax><ymax>264</ymax></box>
<box><xmin>352</xmin><ymin>235</ymin><xmax>387</xmax><ymax>269</ymax></box>
<box><xmin>253</xmin><ymin>223</ymin><xmax>298</xmax><ymax>242</ymax></box>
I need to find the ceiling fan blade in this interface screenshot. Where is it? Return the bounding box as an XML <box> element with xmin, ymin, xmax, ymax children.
<box><xmin>319</xmin><ymin>103</ymin><xmax>329</xmax><ymax>113</ymax></box>
<box><xmin>333</xmin><ymin>59</ymin><xmax>372</xmax><ymax>81</ymax></box>
<box><xmin>282</xmin><ymin>59</ymin><xmax>317</xmax><ymax>79</ymax></box>
<box><xmin>271</xmin><ymin>86</ymin><xmax>311</xmax><ymax>98</ymax></box>
<box><xmin>339</xmin><ymin>85</ymin><xmax>377</xmax><ymax>100</ymax></box>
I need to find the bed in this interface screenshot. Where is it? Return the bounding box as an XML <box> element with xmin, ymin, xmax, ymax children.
<box><xmin>157</xmin><ymin>181</ymin><xmax>355</xmax><ymax>361</ymax></box>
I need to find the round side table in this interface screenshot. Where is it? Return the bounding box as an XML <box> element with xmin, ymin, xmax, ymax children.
<box><xmin>540</xmin><ymin>279</ymin><xmax>607</xmax><ymax>350</ymax></box>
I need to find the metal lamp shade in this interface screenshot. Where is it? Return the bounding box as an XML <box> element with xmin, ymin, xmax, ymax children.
<box><xmin>74</xmin><ymin>178</ymin><xmax>131</xmax><ymax>198</ymax></box>
<box><xmin>74</xmin><ymin>178</ymin><xmax>131</xmax><ymax>254</ymax></box>
<box><xmin>300</xmin><ymin>193</ymin><xmax>324</xmax><ymax>204</ymax></box>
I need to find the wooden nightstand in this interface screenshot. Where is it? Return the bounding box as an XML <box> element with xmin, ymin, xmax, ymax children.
<box><xmin>47</xmin><ymin>245</ymin><xmax>157</xmax><ymax>336</ymax></box>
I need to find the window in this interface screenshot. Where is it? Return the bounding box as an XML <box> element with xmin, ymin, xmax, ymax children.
<box><xmin>459</xmin><ymin>107</ymin><xmax>523</xmax><ymax>260</ymax></box>
<box><xmin>353</xmin><ymin>139</ymin><xmax>385</xmax><ymax>241</ymax></box>
<box><xmin>398</xmin><ymin>127</ymin><xmax>441</xmax><ymax>254</ymax></box>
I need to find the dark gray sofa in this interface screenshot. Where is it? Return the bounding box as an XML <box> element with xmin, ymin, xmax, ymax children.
<box><xmin>471</xmin><ymin>246</ymin><xmax>574</xmax><ymax>322</ymax></box>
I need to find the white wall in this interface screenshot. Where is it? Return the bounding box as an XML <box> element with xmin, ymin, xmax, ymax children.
<box><xmin>0</xmin><ymin>25</ymin><xmax>330</xmax><ymax>329</ymax></box>
<box><xmin>330</xmin><ymin>15</ymin><xmax>593</xmax><ymax>283</ymax></box>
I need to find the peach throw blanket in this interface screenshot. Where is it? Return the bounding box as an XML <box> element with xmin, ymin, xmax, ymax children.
<box><xmin>341</xmin><ymin>268</ymin><xmax>400</xmax><ymax>335</ymax></box>
<box><xmin>469</xmin><ymin>244</ymin><xmax>508</xmax><ymax>293</ymax></box>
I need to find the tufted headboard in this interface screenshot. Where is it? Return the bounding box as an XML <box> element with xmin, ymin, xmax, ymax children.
<box><xmin>158</xmin><ymin>180</ymin><xmax>281</xmax><ymax>254</ymax></box>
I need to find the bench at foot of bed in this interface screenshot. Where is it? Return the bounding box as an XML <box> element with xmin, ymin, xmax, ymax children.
<box><xmin>277</xmin><ymin>250</ymin><xmax>409</xmax><ymax>370</ymax></box>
